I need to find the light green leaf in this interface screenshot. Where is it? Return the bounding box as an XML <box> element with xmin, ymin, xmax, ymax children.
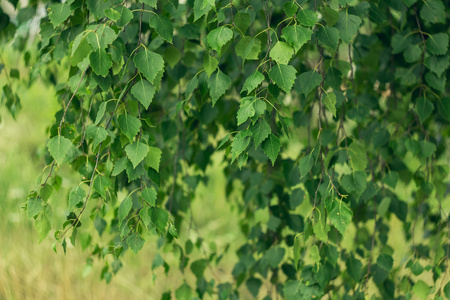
<box><xmin>89</xmin><ymin>49</ymin><xmax>112</xmax><ymax>77</ymax></box>
<box><xmin>112</xmin><ymin>157</ymin><xmax>129</xmax><ymax>176</ymax></box>
<box><xmin>426</xmin><ymin>33</ymin><xmax>449</xmax><ymax>55</ymax></box>
<box><xmin>241</xmin><ymin>70</ymin><xmax>264</xmax><ymax>94</ymax></box>
<box><xmin>412</xmin><ymin>280</ymin><xmax>430</xmax><ymax>300</ymax></box>
<box><xmin>125</xmin><ymin>141</ymin><xmax>149</xmax><ymax>169</ymax></box>
<box><xmin>140</xmin><ymin>0</ymin><xmax>157</xmax><ymax>8</ymax></box>
<box><xmin>27</xmin><ymin>198</ymin><xmax>43</xmax><ymax>219</ymax></box>
<box><xmin>104</xmin><ymin>8</ymin><xmax>120</xmax><ymax>21</ymax></box>
<box><xmin>86</xmin><ymin>25</ymin><xmax>117</xmax><ymax>50</ymax></box>
<box><xmin>250</xmin><ymin>118</ymin><xmax>271</xmax><ymax>148</ymax></box>
<box><xmin>95</xmin><ymin>102</ymin><xmax>107</xmax><ymax>125</ymax></box>
<box><xmin>270</xmin><ymin>41</ymin><xmax>294</xmax><ymax>65</ymax></box>
<box><xmin>149</xmin><ymin>14</ymin><xmax>173</xmax><ymax>43</ymax></box>
<box><xmin>208</xmin><ymin>69</ymin><xmax>231</xmax><ymax>106</ymax></box>
<box><xmin>297</xmin><ymin>9</ymin><xmax>318</xmax><ymax>27</ymax></box>
<box><xmin>298</xmin><ymin>149</ymin><xmax>316</xmax><ymax>179</ymax></box>
<box><xmin>115</xmin><ymin>6</ymin><xmax>134</xmax><ymax>27</ymax></box>
<box><xmin>48</xmin><ymin>3</ymin><xmax>72</xmax><ymax>28</ymax></box>
<box><xmin>348</xmin><ymin>141</ymin><xmax>367</xmax><ymax>171</ymax></box>
<box><xmin>142</xmin><ymin>188</ymin><xmax>157</xmax><ymax>206</ymax></box>
<box><xmin>298</xmin><ymin>70</ymin><xmax>322</xmax><ymax>95</ymax></box>
<box><xmin>231</xmin><ymin>130</ymin><xmax>252</xmax><ymax>162</ymax></box>
<box><xmin>416</xmin><ymin>97</ymin><xmax>434</xmax><ymax>123</ymax></box>
<box><xmin>237</xmin><ymin>97</ymin><xmax>256</xmax><ymax>126</ymax></box>
<box><xmin>85</xmin><ymin>124</ymin><xmax>107</xmax><ymax>150</ymax></box>
<box><xmin>268</xmin><ymin>64</ymin><xmax>297</xmax><ymax>93</ymax></box>
<box><xmin>335</xmin><ymin>12</ymin><xmax>361</xmax><ymax>44</ymax></box>
<box><xmin>151</xmin><ymin>207</ymin><xmax>169</xmax><ymax>233</ymax></box>
<box><xmin>118</xmin><ymin>196</ymin><xmax>132</xmax><ymax>226</ymax></box>
<box><xmin>420</xmin><ymin>0</ymin><xmax>445</xmax><ymax>24</ymax></box>
<box><xmin>309</xmin><ymin>244</ymin><xmax>320</xmax><ymax>265</ymax></box>
<box><xmin>207</xmin><ymin>26</ymin><xmax>233</xmax><ymax>55</ymax></box>
<box><xmin>313</xmin><ymin>215</ymin><xmax>329</xmax><ymax>242</ymax></box>
<box><xmin>262</xmin><ymin>134</ymin><xmax>281</xmax><ymax>165</ymax></box>
<box><xmin>69</xmin><ymin>186</ymin><xmax>86</xmax><ymax>210</ymax></box>
<box><xmin>317</xmin><ymin>26</ymin><xmax>340</xmax><ymax>51</ymax></box>
<box><xmin>145</xmin><ymin>146</ymin><xmax>162</xmax><ymax>171</ymax></box>
<box><xmin>194</xmin><ymin>0</ymin><xmax>213</xmax><ymax>21</ymax></box>
<box><xmin>93</xmin><ymin>175</ymin><xmax>111</xmax><ymax>198</ymax></box>
<box><xmin>47</xmin><ymin>135</ymin><xmax>73</xmax><ymax>165</ymax></box>
<box><xmin>203</xmin><ymin>53</ymin><xmax>218</xmax><ymax>77</ymax></box>
<box><xmin>281</xmin><ymin>25</ymin><xmax>312</xmax><ymax>53</ymax></box>
<box><xmin>35</xmin><ymin>205</ymin><xmax>52</xmax><ymax>243</ymax></box>
<box><xmin>329</xmin><ymin>201</ymin><xmax>352</xmax><ymax>235</ymax></box>
<box><xmin>323</xmin><ymin>91</ymin><xmax>337</xmax><ymax>117</ymax></box>
<box><xmin>118</xmin><ymin>114</ymin><xmax>141</xmax><ymax>142</ymax></box>
<box><xmin>131</xmin><ymin>79</ymin><xmax>155</xmax><ymax>110</ymax></box>
<box><xmin>71</xmin><ymin>34</ymin><xmax>91</xmax><ymax>66</ymax></box>
<box><xmin>134</xmin><ymin>49</ymin><xmax>165</xmax><ymax>84</ymax></box>
<box><xmin>235</xmin><ymin>36</ymin><xmax>261</xmax><ymax>62</ymax></box>
<box><xmin>127</xmin><ymin>233</ymin><xmax>145</xmax><ymax>254</ymax></box>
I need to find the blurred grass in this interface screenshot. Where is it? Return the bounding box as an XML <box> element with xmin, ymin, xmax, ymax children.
<box><xmin>0</xmin><ymin>50</ymin><xmax>246</xmax><ymax>299</ymax></box>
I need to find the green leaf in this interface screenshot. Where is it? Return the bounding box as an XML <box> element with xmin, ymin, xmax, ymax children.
<box><xmin>104</xmin><ymin>8</ymin><xmax>120</xmax><ymax>21</ymax></box>
<box><xmin>335</xmin><ymin>12</ymin><xmax>361</xmax><ymax>44</ymax></box>
<box><xmin>262</xmin><ymin>134</ymin><xmax>281</xmax><ymax>165</ymax></box>
<box><xmin>168</xmin><ymin>223</ymin><xmax>178</xmax><ymax>238</ymax></box>
<box><xmin>140</xmin><ymin>0</ymin><xmax>157</xmax><ymax>8</ymax></box>
<box><xmin>235</xmin><ymin>36</ymin><xmax>261</xmax><ymax>62</ymax></box>
<box><xmin>297</xmin><ymin>10</ymin><xmax>318</xmax><ymax>27</ymax></box>
<box><xmin>404</xmin><ymin>44</ymin><xmax>422</xmax><ymax>63</ymax></box>
<box><xmin>142</xmin><ymin>188</ymin><xmax>157</xmax><ymax>206</ymax></box>
<box><xmin>313</xmin><ymin>215</ymin><xmax>329</xmax><ymax>242</ymax></box>
<box><xmin>250</xmin><ymin>118</ymin><xmax>271</xmax><ymax>148</ymax></box>
<box><xmin>322</xmin><ymin>6</ymin><xmax>339</xmax><ymax>26</ymax></box>
<box><xmin>234</xmin><ymin>13</ymin><xmax>252</xmax><ymax>34</ymax></box>
<box><xmin>348</xmin><ymin>141</ymin><xmax>367</xmax><ymax>171</ymax></box>
<box><xmin>438</xmin><ymin>98</ymin><xmax>450</xmax><ymax>121</ymax></box>
<box><xmin>426</xmin><ymin>33</ymin><xmax>449</xmax><ymax>55</ymax></box>
<box><xmin>115</xmin><ymin>6</ymin><xmax>133</xmax><ymax>27</ymax></box>
<box><xmin>85</xmin><ymin>124</ymin><xmax>107</xmax><ymax>150</ymax></box>
<box><xmin>283</xmin><ymin>1</ymin><xmax>298</xmax><ymax>17</ymax></box>
<box><xmin>298</xmin><ymin>70</ymin><xmax>322</xmax><ymax>95</ymax></box>
<box><xmin>93</xmin><ymin>175</ymin><xmax>111</xmax><ymax>198</ymax></box>
<box><xmin>425</xmin><ymin>72</ymin><xmax>446</xmax><ymax>92</ymax></box>
<box><xmin>416</xmin><ymin>97</ymin><xmax>434</xmax><ymax>123</ymax></box>
<box><xmin>293</xmin><ymin>234</ymin><xmax>301</xmax><ymax>269</ymax></box>
<box><xmin>217</xmin><ymin>133</ymin><xmax>231</xmax><ymax>150</ymax></box>
<box><xmin>134</xmin><ymin>49</ymin><xmax>165</xmax><ymax>84</ymax></box>
<box><xmin>281</xmin><ymin>25</ymin><xmax>312</xmax><ymax>53</ymax></box>
<box><xmin>425</xmin><ymin>54</ymin><xmax>449</xmax><ymax>77</ymax></box>
<box><xmin>309</xmin><ymin>244</ymin><xmax>320</xmax><ymax>265</ymax></box>
<box><xmin>151</xmin><ymin>207</ymin><xmax>169</xmax><ymax>233</ymax></box>
<box><xmin>208</xmin><ymin>69</ymin><xmax>231</xmax><ymax>106</ymax></box>
<box><xmin>268</xmin><ymin>64</ymin><xmax>297</xmax><ymax>93</ymax></box>
<box><xmin>145</xmin><ymin>146</ymin><xmax>162</xmax><ymax>171</ymax></box>
<box><xmin>118</xmin><ymin>114</ymin><xmax>141</xmax><ymax>142</ymax></box>
<box><xmin>207</xmin><ymin>26</ymin><xmax>233</xmax><ymax>55</ymax></box>
<box><xmin>263</xmin><ymin>246</ymin><xmax>285</xmax><ymax>268</ymax></box>
<box><xmin>269</xmin><ymin>41</ymin><xmax>294</xmax><ymax>65</ymax></box>
<box><xmin>118</xmin><ymin>196</ymin><xmax>132</xmax><ymax>226</ymax></box>
<box><xmin>420</xmin><ymin>0</ymin><xmax>445</xmax><ymax>24</ymax></box>
<box><xmin>95</xmin><ymin>102</ymin><xmax>107</xmax><ymax>125</ymax></box>
<box><xmin>86</xmin><ymin>25</ymin><xmax>117</xmax><ymax>50</ymax></box>
<box><xmin>298</xmin><ymin>148</ymin><xmax>317</xmax><ymax>179</ymax></box>
<box><xmin>112</xmin><ymin>157</ymin><xmax>129</xmax><ymax>176</ymax></box>
<box><xmin>27</xmin><ymin>198</ymin><xmax>43</xmax><ymax>219</ymax></box>
<box><xmin>71</xmin><ymin>34</ymin><xmax>91</xmax><ymax>66</ymax></box>
<box><xmin>149</xmin><ymin>14</ymin><xmax>173</xmax><ymax>43</ymax></box>
<box><xmin>194</xmin><ymin>0</ymin><xmax>213</xmax><ymax>21</ymax></box>
<box><xmin>237</xmin><ymin>97</ymin><xmax>256</xmax><ymax>126</ymax></box>
<box><xmin>47</xmin><ymin>135</ymin><xmax>73</xmax><ymax>165</ymax></box>
<box><xmin>329</xmin><ymin>201</ymin><xmax>352</xmax><ymax>235</ymax></box>
<box><xmin>346</xmin><ymin>254</ymin><xmax>362</xmax><ymax>281</ymax></box>
<box><xmin>231</xmin><ymin>130</ymin><xmax>251</xmax><ymax>162</ymax></box>
<box><xmin>125</xmin><ymin>141</ymin><xmax>149</xmax><ymax>168</ymax></box>
<box><xmin>323</xmin><ymin>91</ymin><xmax>337</xmax><ymax>117</ymax></box>
<box><xmin>86</xmin><ymin>0</ymin><xmax>110</xmax><ymax>18</ymax></box>
<box><xmin>317</xmin><ymin>26</ymin><xmax>340</xmax><ymax>51</ymax></box>
<box><xmin>127</xmin><ymin>233</ymin><xmax>145</xmax><ymax>254</ymax></box>
<box><xmin>203</xmin><ymin>53</ymin><xmax>218</xmax><ymax>77</ymax></box>
<box><xmin>391</xmin><ymin>32</ymin><xmax>413</xmax><ymax>54</ymax></box>
<box><xmin>90</xmin><ymin>49</ymin><xmax>112</xmax><ymax>77</ymax></box>
<box><xmin>35</xmin><ymin>205</ymin><xmax>52</xmax><ymax>243</ymax></box>
<box><xmin>241</xmin><ymin>70</ymin><xmax>264</xmax><ymax>94</ymax></box>
<box><xmin>48</xmin><ymin>3</ymin><xmax>72</xmax><ymax>28</ymax></box>
<box><xmin>69</xmin><ymin>186</ymin><xmax>86</xmax><ymax>210</ymax></box>
<box><xmin>131</xmin><ymin>79</ymin><xmax>155</xmax><ymax>110</ymax></box>
<box><xmin>191</xmin><ymin>259</ymin><xmax>208</xmax><ymax>279</ymax></box>
<box><xmin>185</xmin><ymin>75</ymin><xmax>199</xmax><ymax>98</ymax></box>
<box><xmin>412</xmin><ymin>280</ymin><xmax>429</xmax><ymax>300</ymax></box>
